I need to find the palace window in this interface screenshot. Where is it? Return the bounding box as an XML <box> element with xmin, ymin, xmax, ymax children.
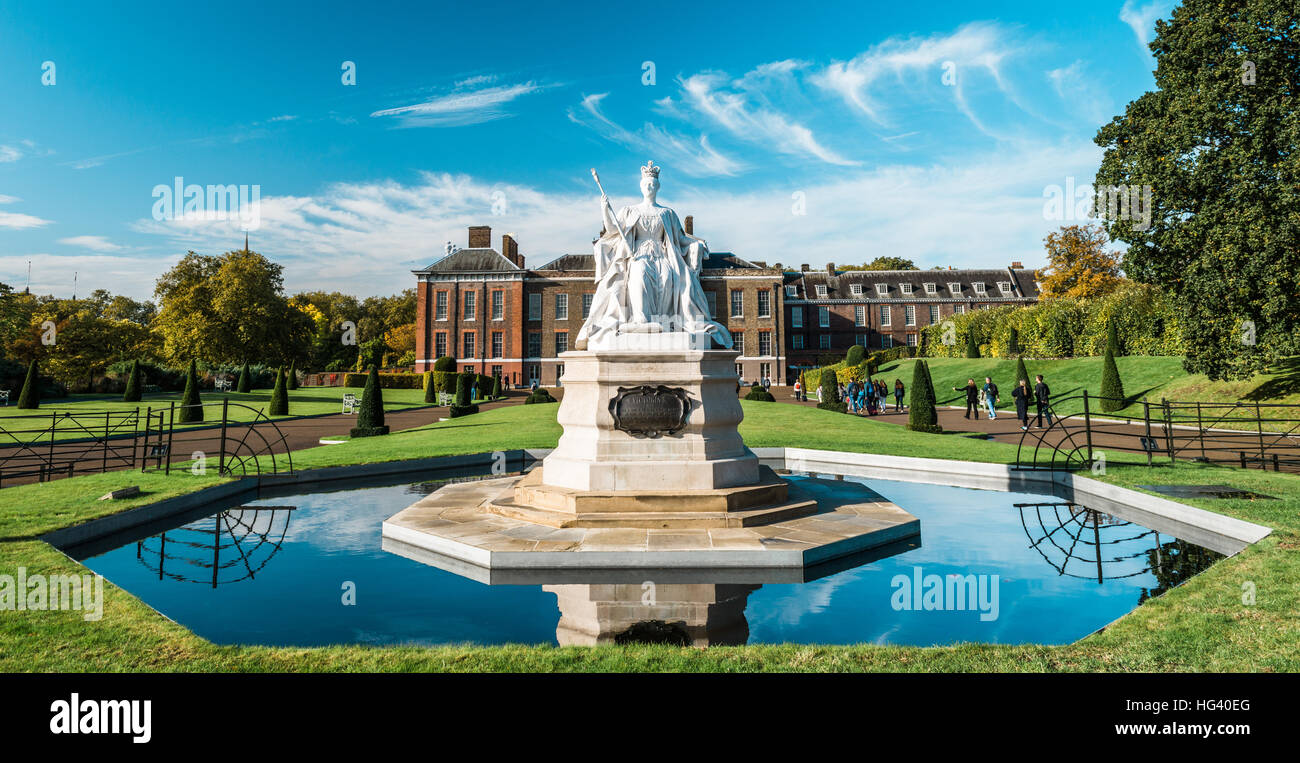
<box><xmin>528</xmin><ymin>293</ymin><xmax>541</xmax><ymax>321</ymax></box>
<box><xmin>785</xmin><ymin>285</ymin><xmax>798</xmax><ymax>297</ymax></box>
<box><xmin>924</xmin><ymin>282</ymin><xmax>937</xmax><ymax>295</ymax></box>
<box><xmin>876</xmin><ymin>283</ymin><xmax>888</xmax><ymax>296</ymax></box>
<box><xmin>818</xmin><ymin>306</ymin><xmax>830</xmax><ymax>327</ymax></box>
<box><xmin>929</xmin><ymin>305</ymin><xmax>940</xmax><ymax>324</ymax></box>
<box><xmin>793</xmin><ymin>334</ymin><xmax>804</xmax><ymax>349</ymax></box>
<box><xmin>556</xmin><ymin>294</ymin><xmax>568</xmax><ymax>320</ymax></box>
<box><xmin>880</xmin><ymin>305</ymin><xmax>891</xmax><ymax>326</ymax></box>
<box><xmin>435</xmin><ymin>332</ymin><xmax>447</xmax><ymax>358</ymax></box>
<box><xmin>582</xmin><ymin>292</ymin><xmax>593</xmax><ymax>318</ymax></box>
<box><xmin>527</xmin><ymin>332</ymin><xmax>541</xmax><ymax>358</ymax></box>
<box><xmin>706</xmin><ymin>291</ymin><xmax>717</xmax><ymax>317</ymax></box>
<box><xmin>491</xmin><ymin>331</ymin><xmax>503</xmax><ymax>358</ymax></box>
<box><xmin>462</xmin><ymin>332</ymin><xmax>475</xmax><ymax>357</ymax></box>
<box><xmin>555</xmin><ymin>332</ymin><xmax>568</xmax><ymax>354</ymax></box>
<box><xmin>948</xmin><ymin>282</ymin><xmax>961</xmax><ymax>295</ymax></box>
<box><xmin>491</xmin><ymin>290</ymin><xmax>504</xmax><ymax>320</ymax></box>
<box><xmin>730</xmin><ymin>289</ymin><xmax>744</xmax><ymax>318</ymax></box>
<box><xmin>849</xmin><ymin>283</ymin><xmax>863</xmax><ymax>296</ymax></box>
<box><xmin>757</xmin><ymin>290</ymin><xmax>771</xmax><ymax>318</ymax></box>
<box><xmin>463</xmin><ymin>291</ymin><xmax>476</xmax><ymax>320</ymax></box>
<box><xmin>900</xmin><ymin>283</ymin><xmax>913</xmax><ymax>295</ymax></box>
<box><xmin>905</xmin><ymin>305</ymin><xmax>916</xmax><ymax>326</ymax></box>
<box><xmin>435</xmin><ymin>291</ymin><xmax>448</xmax><ymax>320</ymax></box>
<box><xmin>819</xmin><ymin>334</ymin><xmax>831</xmax><ymax>349</ymax></box>
<box><xmin>854</xmin><ymin>305</ymin><xmax>866</xmax><ymax>327</ymax></box>
<box><xmin>790</xmin><ymin>306</ymin><xmax>803</xmax><ymax>328</ymax></box>
<box><xmin>815</xmin><ymin>284</ymin><xmax>828</xmax><ymax>298</ymax></box>
<box><xmin>758</xmin><ymin>331</ymin><xmax>772</xmax><ymax>356</ymax></box>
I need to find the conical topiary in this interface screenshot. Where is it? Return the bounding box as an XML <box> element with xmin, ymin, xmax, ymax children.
<box><xmin>1107</xmin><ymin>318</ymin><xmax>1123</xmax><ymax>357</ymax></box>
<box><xmin>178</xmin><ymin>359</ymin><xmax>204</xmax><ymax>423</ymax></box>
<box><xmin>236</xmin><ymin>362</ymin><xmax>251</xmax><ymax>393</ymax></box>
<box><xmin>1008</xmin><ymin>326</ymin><xmax>1021</xmax><ymax>356</ymax></box>
<box><xmin>449</xmin><ymin>372</ymin><xmax>479</xmax><ymax>418</ymax></box>
<box><xmin>122</xmin><ymin>359</ymin><xmax>142</xmax><ymax>403</ymax></box>
<box><xmin>1014</xmin><ymin>357</ymin><xmax>1030</xmax><ymax>390</ymax></box>
<box><xmin>350</xmin><ymin>366</ymin><xmax>389</xmax><ymax>437</ymax></box>
<box><xmin>423</xmin><ymin>370</ymin><xmax>437</xmax><ymax>403</ymax></box>
<box><xmin>16</xmin><ymin>359</ymin><xmax>40</xmax><ymax>409</ymax></box>
<box><xmin>965</xmin><ymin>329</ymin><xmax>980</xmax><ymax>358</ymax></box>
<box><xmin>907</xmin><ymin>360</ymin><xmax>942</xmax><ymax>433</ymax></box>
<box><xmin>269</xmin><ymin>367</ymin><xmax>289</xmax><ymax>416</ymax></box>
<box><xmin>287</xmin><ymin>360</ymin><xmax>299</xmax><ymax>390</ymax></box>
<box><xmin>491</xmin><ymin>373</ymin><xmax>502</xmax><ymax>400</ymax></box>
<box><xmin>1099</xmin><ymin>323</ymin><xmax>1125</xmax><ymax>412</ymax></box>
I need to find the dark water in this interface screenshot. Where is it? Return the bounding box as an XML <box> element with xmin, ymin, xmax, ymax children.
<box><xmin>74</xmin><ymin>471</ymin><xmax>1223</xmax><ymax>647</ymax></box>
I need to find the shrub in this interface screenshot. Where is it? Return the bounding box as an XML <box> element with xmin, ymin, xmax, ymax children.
<box><xmin>269</xmin><ymin>367</ymin><xmax>289</xmax><ymax>416</ymax></box>
<box><xmin>423</xmin><ymin>371</ymin><xmax>437</xmax><ymax>403</ymax></box>
<box><xmin>1099</xmin><ymin>322</ymin><xmax>1126</xmax><ymax>412</ymax></box>
<box><xmin>491</xmin><ymin>374</ymin><xmax>502</xmax><ymax>400</ymax></box>
<box><xmin>744</xmin><ymin>387</ymin><xmax>775</xmax><ymax>402</ymax></box>
<box><xmin>964</xmin><ymin>329</ymin><xmax>980</xmax><ymax>358</ymax></box>
<box><xmin>1015</xmin><ymin>357</ymin><xmax>1031</xmax><ymax>390</ymax></box>
<box><xmin>845</xmin><ymin>345</ymin><xmax>865</xmax><ymax>366</ymax></box>
<box><xmin>178</xmin><ymin>360</ymin><xmax>203</xmax><ymax>423</ymax></box>
<box><xmin>1008</xmin><ymin>327</ymin><xmax>1021</xmax><ymax>356</ymax></box>
<box><xmin>350</xmin><ymin>366</ymin><xmax>389</xmax><ymax>437</ymax></box>
<box><xmin>16</xmin><ymin>359</ymin><xmax>40</xmax><ymax>409</ymax></box>
<box><xmin>524</xmin><ymin>388</ymin><xmax>557</xmax><ymax>404</ymax></box>
<box><xmin>341</xmin><ymin>371</ymin><xmax>424</xmax><ymax>389</ymax></box>
<box><xmin>816</xmin><ymin>363</ymin><xmax>843</xmax><ymax>412</ymax></box>
<box><xmin>122</xmin><ymin>359</ymin><xmax>142</xmax><ymax>403</ymax></box>
<box><xmin>237</xmin><ymin>362</ymin><xmax>251</xmax><ymax>393</ymax></box>
<box><xmin>287</xmin><ymin>360</ymin><xmax>299</xmax><ymax>390</ymax></box>
<box><xmin>476</xmin><ymin>374</ymin><xmax>493</xmax><ymax>400</ymax></box>
<box><xmin>907</xmin><ymin>360</ymin><xmax>942</xmax><ymax>433</ymax></box>
<box><xmin>450</xmin><ymin>373</ymin><xmax>479</xmax><ymax>418</ymax></box>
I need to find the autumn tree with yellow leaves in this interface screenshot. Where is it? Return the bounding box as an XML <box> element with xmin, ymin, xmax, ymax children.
<box><xmin>1037</xmin><ymin>224</ymin><xmax>1125</xmax><ymax>301</ymax></box>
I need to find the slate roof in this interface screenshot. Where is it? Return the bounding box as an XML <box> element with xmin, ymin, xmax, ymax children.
<box><xmin>414</xmin><ymin>247</ymin><xmax>521</xmax><ymax>274</ymax></box>
<box><xmin>534</xmin><ymin>251</ymin><xmax>767</xmax><ymax>273</ymax></box>
<box><xmin>788</xmin><ymin>268</ymin><xmax>1040</xmax><ymax>301</ymax></box>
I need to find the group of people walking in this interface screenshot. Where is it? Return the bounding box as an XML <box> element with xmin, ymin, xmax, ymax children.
<box><xmin>838</xmin><ymin>378</ymin><xmax>905</xmax><ymax>415</ymax></box>
<box><xmin>953</xmin><ymin>374</ymin><xmax>1052</xmax><ymax>431</ymax></box>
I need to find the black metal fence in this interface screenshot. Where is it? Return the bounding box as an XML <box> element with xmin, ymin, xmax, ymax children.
<box><xmin>0</xmin><ymin>399</ymin><xmax>293</xmax><ymax>488</ymax></box>
<box><xmin>1016</xmin><ymin>391</ymin><xmax>1300</xmax><ymax>472</ymax></box>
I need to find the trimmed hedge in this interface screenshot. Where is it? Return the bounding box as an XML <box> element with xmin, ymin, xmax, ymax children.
<box><xmin>524</xmin><ymin>388</ymin><xmax>557</xmax><ymax>404</ymax></box>
<box><xmin>745</xmin><ymin>387</ymin><xmax>776</xmax><ymax>402</ymax></box>
<box><xmin>907</xmin><ymin>359</ymin><xmax>942</xmax><ymax>433</ymax></box>
<box><xmin>342</xmin><ymin>372</ymin><xmax>424</xmax><ymax>389</ymax></box>
<box><xmin>450</xmin><ymin>373</ymin><xmax>479</xmax><ymax>418</ymax></box>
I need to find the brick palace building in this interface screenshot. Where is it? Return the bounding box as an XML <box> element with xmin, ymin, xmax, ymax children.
<box><xmin>414</xmin><ymin>225</ymin><xmax>1039</xmax><ymax>387</ymax></box>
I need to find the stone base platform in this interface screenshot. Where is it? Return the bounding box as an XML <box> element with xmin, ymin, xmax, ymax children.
<box><xmin>381</xmin><ymin>471</ymin><xmax>920</xmax><ymax>570</ymax></box>
<box><xmin>487</xmin><ymin>465</ymin><xmax>816</xmax><ymax>529</ymax></box>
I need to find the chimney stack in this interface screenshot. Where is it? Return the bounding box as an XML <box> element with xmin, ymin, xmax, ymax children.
<box><xmin>1010</xmin><ymin>261</ymin><xmax>1023</xmax><ymax>269</ymax></box>
<box><xmin>684</xmin><ymin>215</ymin><xmax>693</xmax><ymax>235</ymax></box>
<box><xmin>468</xmin><ymin>225</ymin><xmax>491</xmax><ymax>248</ymax></box>
<box><xmin>800</xmin><ymin>263</ymin><xmax>810</xmax><ymax>272</ymax></box>
<box><xmin>826</xmin><ymin>262</ymin><xmax>836</xmax><ymax>275</ymax></box>
<box><xmin>501</xmin><ymin>233</ymin><xmax>523</xmax><ymax>267</ymax></box>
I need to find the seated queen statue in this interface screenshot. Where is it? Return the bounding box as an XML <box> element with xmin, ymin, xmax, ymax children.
<box><xmin>575</xmin><ymin>161</ymin><xmax>733</xmax><ymax>351</ymax></box>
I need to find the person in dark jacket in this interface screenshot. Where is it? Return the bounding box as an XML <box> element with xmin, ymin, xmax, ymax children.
<box><xmin>893</xmin><ymin>378</ymin><xmax>905</xmax><ymax>412</ymax></box>
<box><xmin>954</xmin><ymin>378</ymin><xmax>979</xmax><ymax>418</ymax></box>
<box><xmin>1033</xmin><ymin>374</ymin><xmax>1052</xmax><ymax>428</ymax></box>
<box><xmin>1012</xmin><ymin>378</ymin><xmax>1031</xmax><ymax>430</ymax></box>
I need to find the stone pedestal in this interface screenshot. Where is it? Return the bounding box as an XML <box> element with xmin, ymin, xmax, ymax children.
<box><xmin>544</xmin><ymin>583</ymin><xmax>758</xmax><ymax>646</ymax></box>
<box><xmin>541</xmin><ymin>345</ymin><xmax>759</xmax><ymax>492</ymax></box>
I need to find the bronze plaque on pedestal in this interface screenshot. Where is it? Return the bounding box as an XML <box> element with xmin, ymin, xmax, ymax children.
<box><xmin>609</xmin><ymin>385</ymin><xmax>691</xmax><ymax>438</ymax></box>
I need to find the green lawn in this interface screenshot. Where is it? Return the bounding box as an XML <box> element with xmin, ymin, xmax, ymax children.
<box><xmin>1</xmin><ymin>400</ymin><xmax>1295</xmax><ymax>672</ymax></box>
<box><xmin>0</xmin><ymin>386</ymin><xmax>440</xmax><ymax>443</ymax></box>
<box><xmin>880</xmin><ymin>355</ymin><xmax>1300</xmax><ymax>424</ymax></box>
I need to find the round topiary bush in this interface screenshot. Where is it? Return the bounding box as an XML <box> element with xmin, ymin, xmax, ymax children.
<box><xmin>524</xmin><ymin>388</ymin><xmax>557</xmax><ymax>404</ymax></box>
<box><xmin>744</xmin><ymin>387</ymin><xmax>775</xmax><ymax>402</ymax></box>
<box><xmin>845</xmin><ymin>344</ymin><xmax>865</xmax><ymax>366</ymax></box>
<box><xmin>450</xmin><ymin>372</ymin><xmax>479</xmax><ymax>418</ymax></box>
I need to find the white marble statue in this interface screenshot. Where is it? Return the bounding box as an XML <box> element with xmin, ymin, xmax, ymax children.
<box><xmin>575</xmin><ymin>161</ymin><xmax>733</xmax><ymax>350</ymax></box>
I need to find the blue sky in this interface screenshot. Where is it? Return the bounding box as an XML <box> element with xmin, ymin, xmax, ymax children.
<box><xmin>0</xmin><ymin>0</ymin><xmax>1177</xmax><ymax>299</ymax></box>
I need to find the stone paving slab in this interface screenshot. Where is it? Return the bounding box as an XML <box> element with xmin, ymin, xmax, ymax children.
<box><xmin>381</xmin><ymin>473</ymin><xmax>920</xmax><ymax>570</ymax></box>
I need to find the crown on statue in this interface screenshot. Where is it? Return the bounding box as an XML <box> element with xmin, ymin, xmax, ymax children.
<box><xmin>641</xmin><ymin>160</ymin><xmax>660</xmax><ymax>178</ymax></box>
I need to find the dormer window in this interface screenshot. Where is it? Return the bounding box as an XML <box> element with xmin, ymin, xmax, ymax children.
<box><xmin>815</xmin><ymin>284</ymin><xmax>828</xmax><ymax>298</ymax></box>
<box><xmin>997</xmin><ymin>281</ymin><xmax>1012</xmax><ymax>295</ymax></box>
<box><xmin>924</xmin><ymin>282</ymin><xmax>937</xmax><ymax>295</ymax></box>
<box><xmin>875</xmin><ymin>283</ymin><xmax>888</xmax><ymax>296</ymax></box>
<box><xmin>785</xmin><ymin>285</ymin><xmax>797</xmax><ymax>297</ymax></box>
<box><xmin>948</xmin><ymin>282</ymin><xmax>961</xmax><ymax>294</ymax></box>
<box><xmin>972</xmin><ymin>281</ymin><xmax>987</xmax><ymax>295</ymax></box>
<box><xmin>900</xmin><ymin>283</ymin><xmax>914</xmax><ymax>295</ymax></box>
<box><xmin>849</xmin><ymin>283</ymin><xmax>863</xmax><ymax>296</ymax></box>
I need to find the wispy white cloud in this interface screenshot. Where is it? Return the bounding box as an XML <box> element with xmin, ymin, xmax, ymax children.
<box><xmin>122</xmin><ymin>138</ymin><xmax>1099</xmax><ymax>297</ymax></box>
<box><xmin>58</xmin><ymin>235</ymin><xmax>123</xmax><ymax>252</ymax></box>
<box><xmin>1047</xmin><ymin>61</ymin><xmax>1113</xmax><ymax>124</ymax></box>
<box><xmin>0</xmin><ymin>145</ymin><xmax>21</xmax><ymax>163</ymax></box>
<box><xmin>0</xmin><ymin>253</ymin><xmax>179</xmax><ymax>299</ymax></box>
<box><xmin>371</xmin><ymin>81</ymin><xmax>546</xmax><ymax>127</ymax></box>
<box><xmin>0</xmin><ymin>196</ymin><xmax>52</xmax><ymax>229</ymax></box>
<box><xmin>813</xmin><ymin>22</ymin><xmax>1020</xmax><ymax>138</ymax></box>
<box><xmin>677</xmin><ymin>65</ymin><xmax>860</xmax><ymax>167</ymax></box>
<box><xmin>1120</xmin><ymin>0</ymin><xmax>1174</xmax><ymax>52</ymax></box>
<box><xmin>567</xmin><ymin>93</ymin><xmax>745</xmax><ymax>178</ymax></box>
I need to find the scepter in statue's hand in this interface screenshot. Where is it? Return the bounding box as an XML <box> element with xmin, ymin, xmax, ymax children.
<box><xmin>591</xmin><ymin>168</ymin><xmax>633</xmax><ymax>260</ymax></box>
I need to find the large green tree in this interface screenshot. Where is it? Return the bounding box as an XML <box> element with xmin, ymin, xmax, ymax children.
<box><xmin>154</xmin><ymin>249</ymin><xmax>312</xmax><ymax>366</ymax></box>
<box><xmin>1093</xmin><ymin>0</ymin><xmax>1299</xmax><ymax>380</ymax></box>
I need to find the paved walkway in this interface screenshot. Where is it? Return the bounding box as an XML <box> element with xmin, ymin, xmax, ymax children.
<box><xmin>0</xmin><ymin>389</ymin><xmax>531</xmax><ymax>488</ymax></box>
